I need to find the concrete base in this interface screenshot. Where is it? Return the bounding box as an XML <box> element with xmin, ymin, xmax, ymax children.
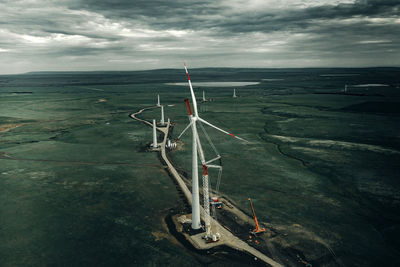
<box><xmin>187</xmin><ymin>232</ymin><xmax>225</xmax><ymax>250</ymax></box>
<box><xmin>174</xmin><ymin>214</ymin><xmax>225</xmax><ymax>249</ymax></box>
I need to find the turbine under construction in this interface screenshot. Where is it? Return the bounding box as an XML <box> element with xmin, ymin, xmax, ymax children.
<box><xmin>177</xmin><ymin>63</ymin><xmax>247</xmax><ymax>242</ymax></box>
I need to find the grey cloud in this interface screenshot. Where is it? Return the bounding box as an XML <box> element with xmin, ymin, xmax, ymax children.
<box><xmin>66</xmin><ymin>0</ymin><xmax>400</xmax><ymax>33</ymax></box>
<box><xmin>0</xmin><ymin>0</ymin><xmax>399</xmax><ymax>73</ymax></box>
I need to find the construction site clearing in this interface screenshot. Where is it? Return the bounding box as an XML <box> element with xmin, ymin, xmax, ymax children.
<box><xmin>169</xmin><ymin>192</ymin><xmax>313</xmax><ymax>267</ymax></box>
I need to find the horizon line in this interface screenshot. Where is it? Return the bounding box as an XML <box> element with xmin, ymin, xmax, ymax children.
<box><xmin>1</xmin><ymin>66</ymin><xmax>400</xmax><ymax>76</ymax></box>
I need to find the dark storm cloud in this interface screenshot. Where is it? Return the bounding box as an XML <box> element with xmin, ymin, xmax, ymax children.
<box><xmin>66</xmin><ymin>0</ymin><xmax>400</xmax><ymax>33</ymax></box>
<box><xmin>68</xmin><ymin>0</ymin><xmax>219</xmax><ymax>20</ymax></box>
<box><xmin>0</xmin><ymin>0</ymin><xmax>399</xmax><ymax>73</ymax></box>
<box><xmin>213</xmin><ymin>1</ymin><xmax>399</xmax><ymax>36</ymax></box>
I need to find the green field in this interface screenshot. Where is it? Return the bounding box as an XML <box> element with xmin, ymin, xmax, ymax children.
<box><xmin>1</xmin><ymin>68</ymin><xmax>400</xmax><ymax>266</ymax></box>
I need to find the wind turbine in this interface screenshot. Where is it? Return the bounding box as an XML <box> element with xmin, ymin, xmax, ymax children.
<box><xmin>160</xmin><ymin>105</ymin><xmax>165</xmax><ymax>126</ymax></box>
<box><xmin>177</xmin><ymin>63</ymin><xmax>247</xmax><ymax>241</ymax></box>
<box><xmin>152</xmin><ymin>119</ymin><xmax>158</xmax><ymax>148</ymax></box>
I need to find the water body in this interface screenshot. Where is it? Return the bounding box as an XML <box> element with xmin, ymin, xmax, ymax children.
<box><xmin>261</xmin><ymin>79</ymin><xmax>284</xmax><ymax>81</ymax></box>
<box><xmin>166</xmin><ymin>81</ymin><xmax>260</xmax><ymax>87</ymax></box>
<box><xmin>352</xmin><ymin>84</ymin><xmax>389</xmax><ymax>87</ymax></box>
<box><xmin>320</xmin><ymin>74</ymin><xmax>361</xmax><ymax>77</ymax></box>
<box><xmin>1</xmin><ymin>68</ymin><xmax>399</xmax><ymax>266</ymax></box>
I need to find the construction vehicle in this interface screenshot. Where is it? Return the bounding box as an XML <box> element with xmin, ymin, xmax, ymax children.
<box><xmin>248</xmin><ymin>198</ymin><xmax>266</xmax><ymax>235</ymax></box>
<box><xmin>210</xmin><ymin>197</ymin><xmax>223</xmax><ymax>209</ymax></box>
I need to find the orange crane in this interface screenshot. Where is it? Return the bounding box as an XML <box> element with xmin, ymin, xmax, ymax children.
<box><xmin>248</xmin><ymin>198</ymin><xmax>266</xmax><ymax>234</ymax></box>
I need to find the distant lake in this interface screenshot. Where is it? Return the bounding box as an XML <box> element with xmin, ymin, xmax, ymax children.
<box><xmin>261</xmin><ymin>79</ymin><xmax>284</xmax><ymax>81</ymax></box>
<box><xmin>352</xmin><ymin>83</ymin><xmax>389</xmax><ymax>87</ymax></box>
<box><xmin>320</xmin><ymin>74</ymin><xmax>360</xmax><ymax>77</ymax></box>
<box><xmin>166</xmin><ymin>81</ymin><xmax>259</xmax><ymax>87</ymax></box>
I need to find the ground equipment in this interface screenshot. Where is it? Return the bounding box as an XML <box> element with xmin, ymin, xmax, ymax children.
<box><xmin>248</xmin><ymin>198</ymin><xmax>266</xmax><ymax>234</ymax></box>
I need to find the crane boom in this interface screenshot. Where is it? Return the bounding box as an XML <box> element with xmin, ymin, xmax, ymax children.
<box><xmin>248</xmin><ymin>198</ymin><xmax>266</xmax><ymax>234</ymax></box>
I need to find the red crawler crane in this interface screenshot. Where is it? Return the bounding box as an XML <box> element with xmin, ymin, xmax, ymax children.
<box><xmin>248</xmin><ymin>198</ymin><xmax>266</xmax><ymax>234</ymax></box>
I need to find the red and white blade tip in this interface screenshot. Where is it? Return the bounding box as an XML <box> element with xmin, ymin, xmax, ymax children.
<box><xmin>183</xmin><ymin>63</ymin><xmax>190</xmax><ymax>80</ymax></box>
<box><xmin>222</xmin><ymin>130</ymin><xmax>248</xmax><ymax>142</ymax></box>
<box><xmin>223</xmin><ymin>130</ymin><xmax>248</xmax><ymax>142</ymax></box>
<box><xmin>231</xmin><ymin>134</ymin><xmax>248</xmax><ymax>142</ymax></box>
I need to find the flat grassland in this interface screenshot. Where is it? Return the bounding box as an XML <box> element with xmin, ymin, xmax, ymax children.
<box><xmin>1</xmin><ymin>68</ymin><xmax>399</xmax><ymax>266</ymax></box>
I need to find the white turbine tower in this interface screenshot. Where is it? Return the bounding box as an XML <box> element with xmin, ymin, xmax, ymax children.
<box><xmin>152</xmin><ymin>119</ymin><xmax>158</xmax><ymax>148</ymax></box>
<box><xmin>202</xmin><ymin>90</ymin><xmax>206</xmax><ymax>102</ymax></box>
<box><xmin>233</xmin><ymin>88</ymin><xmax>237</xmax><ymax>98</ymax></box>
<box><xmin>178</xmin><ymin>63</ymin><xmax>247</xmax><ymax>240</ymax></box>
<box><xmin>160</xmin><ymin>105</ymin><xmax>165</xmax><ymax>126</ymax></box>
<box><xmin>157</xmin><ymin>94</ymin><xmax>160</xmax><ymax>106</ymax></box>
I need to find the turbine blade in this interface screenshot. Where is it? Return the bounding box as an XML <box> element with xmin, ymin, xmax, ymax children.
<box><xmin>198</xmin><ymin>117</ymin><xmax>248</xmax><ymax>142</ymax></box>
<box><xmin>177</xmin><ymin>120</ymin><xmax>193</xmax><ymax>140</ymax></box>
<box><xmin>183</xmin><ymin>63</ymin><xmax>199</xmax><ymax>117</ymax></box>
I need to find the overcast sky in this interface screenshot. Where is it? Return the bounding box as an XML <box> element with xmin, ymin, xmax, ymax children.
<box><xmin>0</xmin><ymin>0</ymin><xmax>399</xmax><ymax>74</ymax></box>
